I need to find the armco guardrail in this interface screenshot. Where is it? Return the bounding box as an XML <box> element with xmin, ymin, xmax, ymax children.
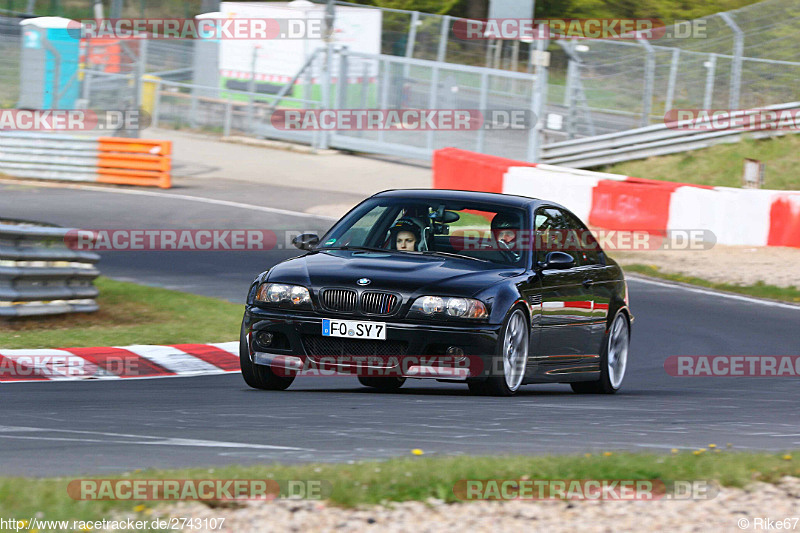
<box><xmin>0</xmin><ymin>132</ymin><xmax>172</xmax><ymax>188</ymax></box>
<box><xmin>0</xmin><ymin>220</ymin><xmax>100</xmax><ymax>317</ymax></box>
<box><xmin>541</xmin><ymin>102</ymin><xmax>800</xmax><ymax>169</ymax></box>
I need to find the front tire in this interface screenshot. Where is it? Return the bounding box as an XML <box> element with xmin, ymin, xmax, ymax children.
<box><xmin>472</xmin><ymin>306</ymin><xmax>529</xmax><ymax>397</ymax></box>
<box><xmin>571</xmin><ymin>312</ymin><xmax>629</xmax><ymax>394</ymax></box>
<box><xmin>239</xmin><ymin>318</ymin><xmax>295</xmax><ymax>391</ymax></box>
<box><xmin>358</xmin><ymin>376</ymin><xmax>406</xmax><ymax>391</ymax></box>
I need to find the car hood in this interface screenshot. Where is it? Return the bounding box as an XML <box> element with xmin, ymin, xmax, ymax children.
<box><xmin>265</xmin><ymin>250</ymin><xmax>522</xmax><ymax>297</ymax></box>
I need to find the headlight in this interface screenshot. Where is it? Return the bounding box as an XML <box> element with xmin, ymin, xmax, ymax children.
<box><xmin>410</xmin><ymin>296</ymin><xmax>488</xmax><ymax>319</ymax></box>
<box><xmin>255</xmin><ymin>283</ymin><xmax>312</xmax><ymax>307</ymax></box>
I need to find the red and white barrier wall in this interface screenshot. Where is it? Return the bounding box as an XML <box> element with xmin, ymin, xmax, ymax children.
<box><xmin>433</xmin><ymin>148</ymin><xmax>800</xmax><ymax>248</ymax></box>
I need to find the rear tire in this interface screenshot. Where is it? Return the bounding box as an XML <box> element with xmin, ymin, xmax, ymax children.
<box><xmin>571</xmin><ymin>312</ymin><xmax>629</xmax><ymax>394</ymax></box>
<box><xmin>239</xmin><ymin>318</ymin><xmax>295</xmax><ymax>391</ymax></box>
<box><xmin>358</xmin><ymin>376</ymin><xmax>406</xmax><ymax>391</ymax></box>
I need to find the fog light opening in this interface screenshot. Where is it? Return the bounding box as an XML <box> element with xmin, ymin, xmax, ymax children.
<box><xmin>256</xmin><ymin>332</ymin><xmax>274</xmax><ymax>348</ymax></box>
<box><xmin>446</xmin><ymin>346</ymin><xmax>464</xmax><ymax>357</ymax></box>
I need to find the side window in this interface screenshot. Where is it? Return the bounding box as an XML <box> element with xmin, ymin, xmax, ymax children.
<box><xmin>564</xmin><ymin>213</ymin><xmax>603</xmax><ymax>266</ymax></box>
<box><xmin>535</xmin><ymin>208</ymin><xmax>579</xmax><ymax>266</ymax></box>
<box><xmin>535</xmin><ymin>207</ymin><xmax>601</xmax><ymax>267</ymax></box>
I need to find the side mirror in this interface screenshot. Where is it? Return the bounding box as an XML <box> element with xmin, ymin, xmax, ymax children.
<box><xmin>540</xmin><ymin>251</ymin><xmax>575</xmax><ymax>270</ymax></box>
<box><xmin>292</xmin><ymin>233</ymin><xmax>319</xmax><ymax>251</ymax></box>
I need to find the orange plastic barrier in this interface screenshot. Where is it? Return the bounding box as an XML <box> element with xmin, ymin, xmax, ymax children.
<box><xmin>767</xmin><ymin>194</ymin><xmax>800</xmax><ymax>248</ymax></box>
<box><xmin>96</xmin><ymin>137</ymin><xmax>172</xmax><ymax>189</ymax></box>
<box><xmin>433</xmin><ymin>148</ymin><xmax>535</xmax><ymax>193</ymax></box>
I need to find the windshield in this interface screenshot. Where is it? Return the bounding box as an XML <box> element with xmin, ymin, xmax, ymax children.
<box><xmin>318</xmin><ymin>197</ymin><xmax>528</xmax><ymax>266</ymax></box>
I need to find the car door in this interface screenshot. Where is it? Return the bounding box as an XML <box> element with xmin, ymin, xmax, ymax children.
<box><xmin>531</xmin><ymin>207</ymin><xmax>597</xmax><ymax>378</ymax></box>
<box><xmin>563</xmin><ymin>212</ymin><xmax>617</xmax><ymax>359</ymax></box>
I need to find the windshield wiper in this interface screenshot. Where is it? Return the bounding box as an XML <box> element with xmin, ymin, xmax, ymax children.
<box><xmin>419</xmin><ymin>250</ymin><xmax>490</xmax><ymax>263</ymax></box>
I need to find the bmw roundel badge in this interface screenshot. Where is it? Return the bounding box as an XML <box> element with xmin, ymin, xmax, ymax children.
<box><xmin>357</xmin><ymin>278</ymin><xmax>371</xmax><ymax>286</ymax></box>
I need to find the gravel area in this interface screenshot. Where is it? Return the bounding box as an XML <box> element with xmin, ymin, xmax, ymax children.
<box><xmin>610</xmin><ymin>245</ymin><xmax>800</xmax><ymax>289</ymax></box>
<box><xmin>139</xmin><ymin>477</ymin><xmax>800</xmax><ymax>533</ymax></box>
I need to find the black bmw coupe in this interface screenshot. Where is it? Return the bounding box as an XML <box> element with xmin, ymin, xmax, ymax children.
<box><xmin>240</xmin><ymin>189</ymin><xmax>632</xmax><ymax>396</ymax></box>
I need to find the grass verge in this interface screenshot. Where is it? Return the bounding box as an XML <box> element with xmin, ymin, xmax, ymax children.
<box><xmin>622</xmin><ymin>264</ymin><xmax>800</xmax><ymax>303</ymax></box>
<box><xmin>600</xmin><ymin>134</ymin><xmax>800</xmax><ymax>190</ymax></box>
<box><xmin>0</xmin><ymin>277</ymin><xmax>243</xmax><ymax>349</ymax></box>
<box><xmin>0</xmin><ymin>451</ymin><xmax>797</xmax><ymax>522</ymax></box>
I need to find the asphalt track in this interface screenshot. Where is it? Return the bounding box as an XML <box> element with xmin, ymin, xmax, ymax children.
<box><xmin>1</xmin><ymin>180</ymin><xmax>799</xmax><ymax>476</ymax></box>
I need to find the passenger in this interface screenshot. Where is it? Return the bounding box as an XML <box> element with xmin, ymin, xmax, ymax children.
<box><xmin>389</xmin><ymin>218</ymin><xmax>421</xmax><ymax>251</ymax></box>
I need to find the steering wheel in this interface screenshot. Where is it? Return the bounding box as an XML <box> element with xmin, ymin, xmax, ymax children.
<box><xmin>496</xmin><ymin>238</ymin><xmax>520</xmax><ymax>263</ymax></box>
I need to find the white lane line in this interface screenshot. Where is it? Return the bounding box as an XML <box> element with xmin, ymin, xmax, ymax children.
<box><xmin>627</xmin><ymin>275</ymin><xmax>800</xmax><ymax>311</ymax></box>
<box><xmin>0</xmin><ymin>178</ymin><xmax>337</xmax><ymax>221</ymax></box>
<box><xmin>0</xmin><ymin>425</ymin><xmax>309</xmax><ymax>451</ymax></box>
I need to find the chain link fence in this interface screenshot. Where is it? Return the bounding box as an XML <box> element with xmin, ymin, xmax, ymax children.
<box><xmin>0</xmin><ymin>0</ymin><xmax>797</xmax><ymax>158</ymax></box>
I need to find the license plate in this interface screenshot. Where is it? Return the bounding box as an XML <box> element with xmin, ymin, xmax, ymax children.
<box><xmin>322</xmin><ymin>319</ymin><xmax>386</xmax><ymax>340</ymax></box>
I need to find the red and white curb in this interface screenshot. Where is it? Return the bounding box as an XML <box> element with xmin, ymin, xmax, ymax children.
<box><xmin>0</xmin><ymin>342</ymin><xmax>240</xmax><ymax>382</ymax></box>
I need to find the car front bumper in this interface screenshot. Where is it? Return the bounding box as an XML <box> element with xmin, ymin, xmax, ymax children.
<box><xmin>243</xmin><ymin>306</ymin><xmax>503</xmax><ymax>380</ymax></box>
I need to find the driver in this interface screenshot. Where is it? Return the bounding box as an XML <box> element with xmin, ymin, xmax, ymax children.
<box><xmin>389</xmin><ymin>218</ymin><xmax>421</xmax><ymax>251</ymax></box>
<box><xmin>491</xmin><ymin>213</ymin><xmax>520</xmax><ymax>251</ymax></box>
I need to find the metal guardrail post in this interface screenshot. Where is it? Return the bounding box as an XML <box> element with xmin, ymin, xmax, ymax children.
<box><xmin>133</xmin><ymin>38</ymin><xmax>147</xmax><ymax>139</ymax></box>
<box><xmin>248</xmin><ymin>47</ymin><xmax>258</xmax><ymax>135</ymax></box>
<box><xmin>563</xmin><ymin>41</ymin><xmax>575</xmax><ymax>107</ymax></box>
<box><xmin>719</xmin><ymin>12</ymin><xmax>744</xmax><ymax>110</ymax></box>
<box><xmin>42</xmin><ymin>39</ymin><xmax>61</xmax><ymax>109</ymax></box>
<box><xmin>0</xmin><ymin>221</ymin><xmax>100</xmax><ymax>318</ymax></box>
<box><xmin>336</xmin><ymin>46</ymin><xmax>348</xmax><ymax>110</ymax></box>
<box><xmin>403</xmin><ymin>11</ymin><xmax>419</xmax><ymax>81</ymax></box>
<box><xmin>377</xmin><ymin>59</ymin><xmax>389</xmax><ymax>145</ymax></box>
<box><xmin>527</xmin><ymin>24</ymin><xmax>549</xmax><ymax>163</ymax></box>
<box><xmin>475</xmin><ymin>71</ymin><xmax>488</xmax><ymax>153</ymax></box>
<box><xmin>426</xmin><ymin>61</ymin><xmax>440</xmax><ymax>151</ymax></box>
<box><xmin>151</xmin><ymin>79</ymin><xmax>162</xmax><ymax>128</ymax></box>
<box><xmin>223</xmin><ymin>99</ymin><xmax>233</xmax><ymax>137</ymax></box>
<box><xmin>319</xmin><ymin>42</ymin><xmax>334</xmax><ymax>150</ymax></box>
<box><xmin>665</xmin><ymin>48</ymin><xmax>680</xmax><ymax>114</ymax></box>
<box><xmin>637</xmin><ymin>38</ymin><xmax>656</xmax><ymax>128</ymax></box>
<box><xmin>190</xmin><ymin>89</ymin><xmax>199</xmax><ymax>129</ymax></box>
<box><xmin>703</xmin><ymin>53</ymin><xmax>717</xmax><ymax>110</ymax></box>
<box><xmin>436</xmin><ymin>15</ymin><xmax>450</xmax><ymax>63</ymax></box>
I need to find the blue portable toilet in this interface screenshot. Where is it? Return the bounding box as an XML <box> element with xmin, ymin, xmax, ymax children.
<box><xmin>19</xmin><ymin>17</ymin><xmax>81</xmax><ymax>109</ymax></box>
